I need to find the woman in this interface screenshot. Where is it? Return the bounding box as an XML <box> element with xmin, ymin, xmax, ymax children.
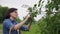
<box><xmin>3</xmin><ymin>8</ymin><xmax>31</xmax><ymax>34</ymax></box>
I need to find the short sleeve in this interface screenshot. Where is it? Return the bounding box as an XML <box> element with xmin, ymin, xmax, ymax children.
<box><xmin>20</xmin><ymin>26</ymin><xmax>28</xmax><ymax>31</ymax></box>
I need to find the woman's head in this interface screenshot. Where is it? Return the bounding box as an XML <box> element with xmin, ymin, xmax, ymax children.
<box><xmin>5</xmin><ymin>8</ymin><xmax>18</xmax><ymax>19</ymax></box>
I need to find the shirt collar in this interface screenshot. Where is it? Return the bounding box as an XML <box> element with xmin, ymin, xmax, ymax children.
<box><xmin>9</xmin><ymin>18</ymin><xmax>15</xmax><ymax>22</ymax></box>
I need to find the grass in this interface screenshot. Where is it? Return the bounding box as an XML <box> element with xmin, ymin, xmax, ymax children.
<box><xmin>21</xmin><ymin>24</ymin><xmax>40</xmax><ymax>34</ymax></box>
<box><xmin>0</xmin><ymin>24</ymin><xmax>40</xmax><ymax>34</ymax></box>
<box><xmin>0</xmin><ymin>24</ymin><xmax>3</xmax><ymax>34</ymax></box>
<box><xmin>0</xmin><ymin>24</ymin><xmax>2</xmax><ymax>30</ymax></box>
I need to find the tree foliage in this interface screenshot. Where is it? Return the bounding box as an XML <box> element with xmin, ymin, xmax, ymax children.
<box><xmin>0</xmin><ymin>6</ymin><xmax>8</xmax><ymax>23</ymax></box>
<box><xmin>24</xmin><ymin>5</ymin><xmax>38</xmax><ymax>24</ymax></box>
<box><xmin>15</xmin><ymin>17</ymin><xmax>21</xmax><ymax>23</ymax></box>
<box><xmin>0</xmin><ymin>5</ymin><xmax>21</xmax><ymax>23</ymax></box>
<box><xmin>37</xmin><ymin>0</ymin><xmax>60</xmax><ymax>34</ymax></box>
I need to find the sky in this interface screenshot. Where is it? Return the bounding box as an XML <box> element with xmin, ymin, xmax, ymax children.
<box><xmin>0</xmin><ymin>0</ymin><xmax>47</xmax><ymax>21</ymax></box>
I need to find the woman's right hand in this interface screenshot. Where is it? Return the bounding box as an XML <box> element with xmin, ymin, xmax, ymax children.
<box><xmin>26</xmin><ymin>14</ymin><xmax>30</xmax><ymax>19</ymax></box>
<box><xmin>14</xmin><ymin>14</ymin><xmax>30</xmax><ymax>30</ymax></box>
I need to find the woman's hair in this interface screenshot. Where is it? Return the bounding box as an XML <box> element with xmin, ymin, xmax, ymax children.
<box><xmin>5</xmin><ymin>8</ymin><xmax>17</xmax><ymax>19</ymax></box>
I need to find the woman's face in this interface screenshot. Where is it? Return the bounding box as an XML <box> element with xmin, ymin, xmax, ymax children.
<box><xmin>10</xmin><ymin>10</ymin><xmax>18</xmax><ymax>18</ymax></box>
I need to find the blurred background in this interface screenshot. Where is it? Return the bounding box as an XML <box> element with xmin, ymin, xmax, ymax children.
<box><xmin>0</xmin><ymin>0</ymin><xmax>60</xmax><ymax>34</ymax></box>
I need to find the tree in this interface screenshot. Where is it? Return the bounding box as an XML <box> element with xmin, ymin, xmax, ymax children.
<box><xmin>24</xmin><ymin>0</ymin><xmax>60</xmax><ymax>34</ymax></box>
<box><xmin>23</xmin><ymin>4</ymin><xmax>38</xmax><ymax>24</ymax></box>
<box><xmin>15</xmin><ymin>17</ymin><xmax>21</xmax><ymax>23</ymax></box>
<box><xmin>37</xmin><ymin>0</ymin><xmax>60</xmax><ymax>34</ymax></box>
<box><xmin>0</xmin><ymin>5</ymin><xmax>21</xmax><ymax>23</ymax></box>
<box><xmin>0</xmin><ymin>5</ymin><xmax>8</xmax><ymax>23</ymax></box>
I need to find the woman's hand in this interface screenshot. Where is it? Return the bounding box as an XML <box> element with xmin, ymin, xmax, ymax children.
<box><xmin>14</xmin><ymin>14</ymin><xmax>30</xmax><ymax>30</ymax></box>
<box><xmin>26</xmin><ymin>14</ymin><xmax>30</xmax><ymax>19</ymax></box>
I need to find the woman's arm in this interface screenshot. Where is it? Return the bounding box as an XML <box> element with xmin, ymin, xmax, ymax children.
<box><xmin>14</xmin><ymin>14</ymin><xmax>30</xmax><ymax>30</ymax></box>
